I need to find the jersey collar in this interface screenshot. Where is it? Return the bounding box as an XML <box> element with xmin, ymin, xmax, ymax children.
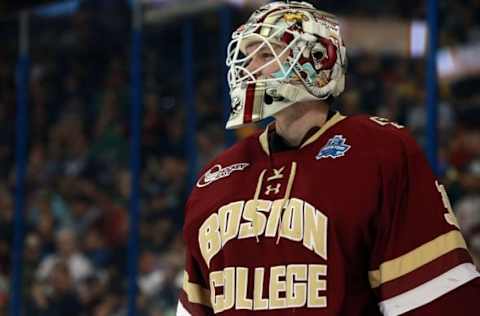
<box><xmin>259</xmin><ymin>111</ymin><xmax>347</xmax><ymax>155</ymax></box>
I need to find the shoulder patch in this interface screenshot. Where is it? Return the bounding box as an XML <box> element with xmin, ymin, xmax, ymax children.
<box><xmin>316</xmin><ymin>135</ymin><xmax>351</xmax><ymax>159</ymax></box>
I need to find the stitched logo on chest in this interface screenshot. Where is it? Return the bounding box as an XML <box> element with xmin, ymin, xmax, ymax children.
<box><xmin>196</xmin><ymin>163</ymin><xmax>250</xmax><ymax>188</ymax></box>
<box><xmin>316</xmin><ymin>135</ymin><xmax>351</xmax><ymax>159</ymax></box>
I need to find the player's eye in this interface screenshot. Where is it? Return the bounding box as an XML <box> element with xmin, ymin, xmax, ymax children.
<box><xmin>260</xmin><ymin>52</ymin><xmax>274</xmax><ymax>61</ymax></box>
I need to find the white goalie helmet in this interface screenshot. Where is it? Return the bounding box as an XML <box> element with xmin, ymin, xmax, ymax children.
<box><xmin>225</xmin><ymin>1</ymin><xmax>347</xmax><ymax>129</ymax></box>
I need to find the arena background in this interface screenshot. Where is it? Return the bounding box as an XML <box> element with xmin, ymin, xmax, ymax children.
<box><xmin>0</xmin><ymin>0</ymin><xmax>479</xmax><ymax>315</ymax></box>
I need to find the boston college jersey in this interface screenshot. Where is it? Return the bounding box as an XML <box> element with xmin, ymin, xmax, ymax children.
<box><xmin>177</xmin><ymin>113</ymin><xmax>480</xmax><ymax>315</ymax></box>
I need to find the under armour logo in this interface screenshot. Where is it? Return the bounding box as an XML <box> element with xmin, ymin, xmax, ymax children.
<box><xmin>267</xmin><ymin>167</ymin><xmax>285</xmax><ymax>181</ymax></box>
<box><xmin>265</xmin><ymin>184</ymin><xmax>281</xmax><ymax>195</ymax></box>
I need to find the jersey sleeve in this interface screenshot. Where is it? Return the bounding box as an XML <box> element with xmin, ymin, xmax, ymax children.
<box><xmin>177</xmin><ymin>248</ymin><xmax>213</xmax><ymax>316</ymax></box>
<box><xmin>402</xmin><ymin>279</ymin><xmax>480</xmax><ymax>315</ymax></box>
<box><xmin>177</xmin><ymin>199</ymin><xmax>214</xmax><ymax>316</ymax></box>
<box><xmin>368</xmin><ymin>128</ymin><xmax>480</xmax><ymax>316</ymax></box>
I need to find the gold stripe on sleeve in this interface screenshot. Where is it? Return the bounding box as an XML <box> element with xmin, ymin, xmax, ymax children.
<box><xmin>369</xmin><ymin>230</ymin><xmax>468</xmax><ymax>288</ymax></box>
<box><xmin>183</xmin><ymin>271</ymin><xmax>212</xmax><ymax>307</ymax></box>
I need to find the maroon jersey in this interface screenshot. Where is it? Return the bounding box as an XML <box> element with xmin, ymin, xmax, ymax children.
<box><xmin>177</xmin><ymin>113</ymin><xmax>480</xmax><ymax>315</ymax></box>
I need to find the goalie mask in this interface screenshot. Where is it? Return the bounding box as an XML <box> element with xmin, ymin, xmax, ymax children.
<box><xmin>225</xmin><ymin>1</ymin><xmax>347</xmax><ymax>129</ymax></box>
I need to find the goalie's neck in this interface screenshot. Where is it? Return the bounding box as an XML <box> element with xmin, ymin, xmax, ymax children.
<box><xmin>273</xmin><ymin>101</ymin><xmax>330</xmax><ymax>148</ymax></box>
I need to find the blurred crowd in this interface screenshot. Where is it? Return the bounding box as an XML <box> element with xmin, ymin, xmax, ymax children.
<box><xmin>0</xmin><ymin>0</ymin><xmax>479</xmax><ymax>315</ymax></box>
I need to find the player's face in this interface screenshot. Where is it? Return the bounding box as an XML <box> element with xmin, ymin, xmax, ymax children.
<box><xmin>245</xmin><ymin>41</ymin><xmax>289</xmax><ymax>79</ymax></box>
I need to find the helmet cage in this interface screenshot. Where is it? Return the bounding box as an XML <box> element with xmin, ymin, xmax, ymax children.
<box><xmin>226</xmin><ymin>22</ymin><xmax>305</xmax><ymax>90</ymax></box>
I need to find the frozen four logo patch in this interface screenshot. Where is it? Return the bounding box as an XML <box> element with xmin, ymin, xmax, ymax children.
<box><xmin>196</xmin><ymin>163</ymin><xmax>250</xmax><ymax>188</ymax></box>
<box><xmin>316</xmin><ymin>135</ymin><xmax>351</xmax><ymax>160</ymax></box>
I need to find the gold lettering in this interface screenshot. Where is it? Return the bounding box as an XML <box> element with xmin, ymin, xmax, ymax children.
<box><xmin>435</xmin><ymin>181</ymin><xmax>460</xmax><ymax>228</ymax></box>
<box><xmin>280</xmin><ymin>198</ymin><xmax>303</xmax><ymax>241</ymax></box>
<box><xmin>303</xmin><ymin>202</ymin><xmax>328</xmax><ymax>260</ymax></box>
<box><xmin>219</xmin><ymin>201</ymin><xmax>243</xmax><ymax>246</ymax></box>
<box><xmin>208</xmin><ymin>264</ymin><xmax>328</xmax><ymax>312</ymax></box>
<box><xmin>269</xmin><ymin>266</ymin><xmax>287</xmax><ymax>309</ymax></box>
<box><xmin>235</xmin><ymin>267</ymin><xmax>253</xmax><ymax>310</ymax></box>
<box><xmin>199</xmin><ymin>198</ymin><xmax>330</xmax><ymax>269</ymax></box>
<box><xmin>308</xmin><ymin>264</ymin><xmax>327</xmax><ymax>308</ymax></box>
<box><xmin>286</xmin><ymin>264</ymin><xmax>307</xmax><ymax>308</ymax></box>
<box><xmin>265</xmin><ymin>199</ymin><xmax>285</xmax><ymax>237</ymax></box>
<box><xmin>239</xmin><ymin>200</ymin><xmax>270</xmax><ymax>239</ymax></box>
<box><xmin>199</xmin><ymin>214</ymin><xmax>221</xmax><ymax>267</ymax></box>
<box><xmin>253</xmin><ymin>268</ymin><xmax>268</xmax><ymax>310</ymax></box>
<box><xmin>370</xmin><ymin>116</ymin><xmax>404</xmax><ymax>129</ymax></box>
<box><xmin>223</xmin><ymin>267</ymin><xmax>235</xmax><ymax>311</ymax></box>
<box><xmin>210</xmin><ymin>270</ymin><xmax>225</xmax><ymax>313</ymax></box>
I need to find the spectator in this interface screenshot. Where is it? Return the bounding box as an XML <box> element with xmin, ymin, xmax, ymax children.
<box><xmin>29</xmin><ymin>261</ymin><xmax>83</xmax><ymax>316</ymax></box>
<box><xmin>36</xmin><ymin>228</ymin><xmax>93</xmax><ymax>285</ymax></box>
